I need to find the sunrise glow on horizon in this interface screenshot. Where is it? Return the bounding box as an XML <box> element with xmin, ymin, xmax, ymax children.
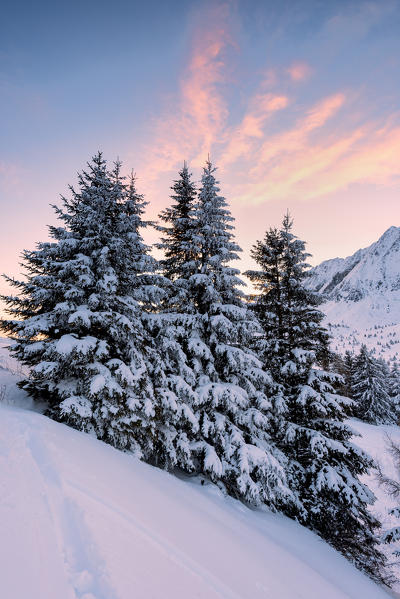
<box><xmin>1</xmin><ymin>0</ymin><xmax>399</xmax><ymax>302</ymax></box>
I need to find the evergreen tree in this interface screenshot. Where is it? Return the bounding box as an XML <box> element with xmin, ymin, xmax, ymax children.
<box><xmin>352</xmin><ymin>345</ymin><xmax>396</xmax><ymax>424</ymax></box>
<box><xmin>329</xmin><ymin>352</ymin><xmax>348</xmax><ymax>397</ymax></box>
<box><xmin>378</xmin><ymin>357</ymin><xmax>391</xmax><ymax>383</ymax></box>
<box><xmin>389</xmin><ymin>361</ymin><xmax>400</xmax><ymax>423</ymax></box>
<box><xmin>329</xmin><ymin>350</ymin><xmax>355</xmax><ymax>404</ymax></box>
<box><xmin>150</xmin><ymin>160</ymin><xmax>294</xmax><ymax>509</ymax></box>
<box><xmin>157</xmin><ymin>162</ymin><xmax>198</xmax><ymax>309</ymax></box>
<box><xmin>246</xmin><ymin>214</ymin><xmax>388</xmax><ymax>584</ymax></box>
<box><xmin>0</xmin><ymin>154</ymin><xmax>163</xmax><ymax>457</ymax></box>
<box><xmin>148</xmin><ymin>162</ymin><xmax>201</xmax><ymax>470</ymax></box>
<box><xmin>343</xmin><ymin>350</ymin><xmax>355</xmax><ymax>398</ymax></box>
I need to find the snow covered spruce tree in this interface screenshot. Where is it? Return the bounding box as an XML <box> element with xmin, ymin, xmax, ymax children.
<box><xmin>0</xmin><ymin>153</ymin><xmax>165</xmax><ymax>456</ymax></box>
<box><xmin>328</xmin><ymin>350</ymin><xmax>356</xmax><ymax>399</ymax></box>
<box><xmin>144</xmin><ymin>162</ymin><xmax>200</xmax><ymax>471</ymax></box>
<box><xmin>390</xmin><ymin>361</ymin><xmax>400</xmax><ymax>422</ymax></box>
<box><xmin>328</xmin><ymin>353</ymin><xmax>348</xmax><ymax>397</ymax></box>
<box><xmin>150</xmin><ymin>159</ymin><xmax>294</xmax><ymax>509</ymax></box>
<box><xmin>352</xmin><ymin>345</ymin><xmax>396</xmax><ymax>425</ymax></box>
<box><xmin>343</xmin><ymin>350</ymin><xmax>356</xmax><ymax>399</ymax></box>
<box><xmin>156</xmin><ymin>162</ymin><xmax>199</xmax><ymax>310</ymax></box>
<box><xmin>245</xmin><ymin>213</ymin><xmax>388</xmax><ymax>584</ymax></box>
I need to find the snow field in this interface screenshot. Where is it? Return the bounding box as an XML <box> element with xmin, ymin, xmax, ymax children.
<box><xmin>0</xmin><ymin>400</ymin><xmax>393</xmax><ymax>599</ymax></box>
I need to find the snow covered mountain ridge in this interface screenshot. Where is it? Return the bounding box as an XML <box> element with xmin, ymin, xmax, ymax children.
<box><xmin>307</xmin><ymin>226</ymin><xmax>400</xmax><ymax>360</ymax></box>
<box><xmin>308</xmin><ymin>226</ymin><xmax>400</xmax><ymax>301</ymax></box>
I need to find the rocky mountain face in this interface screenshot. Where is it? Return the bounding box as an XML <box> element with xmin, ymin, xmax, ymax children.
<box><xmin>307</xmin><ymin>226</ymin><xmax>400</xmax><ymax>361</ymax></box>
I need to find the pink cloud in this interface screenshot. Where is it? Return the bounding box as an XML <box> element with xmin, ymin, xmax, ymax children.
<box><xmin>0</xmin><ymin>162</ymin><xmax>26</xmax><ymax>192</ymax></box>
<box><xmin>221</xmin><ymin>93</ymin><xmax>289</xmax><ymax>166</ymax></box>
<box><xmin>251</xmin><ymin>93</ymin><xmax>346</xmax><ymax>171</ymax></box>
<box><xmin>287</xmin><ymin>62</ymin><xmax>313</xmax><ymax>82</ymax></box>
<box><xmin>305</xmin><ymin>124</ymin><xmax>400</xmax><ymax>197</ymax></box>
<box><xmin>230</xmin><ymin>114</ymin><xmax>400</xmax><ymax>206</ymax></box>
<box><xmin>134</xmin><ymin>3</ymin><xmax>399</xmax><ymax>223</ymax></box>
<box><xmin>139</xmin><ymin>2</ymin><xmax>234</xmax><ymax>184</ymax></box>
<box><xmin>181</xmin><ymin>27</ymin><xmax>230</xmax><ymax>164</ymax></box>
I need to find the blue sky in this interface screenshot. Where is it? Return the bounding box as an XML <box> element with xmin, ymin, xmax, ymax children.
<box><xmin>1</xmin><ymin>0</ymin><xmax>399</xmax><ymax>296</ymax></box>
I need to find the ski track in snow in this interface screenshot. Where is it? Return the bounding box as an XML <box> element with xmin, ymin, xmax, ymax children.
<box><xmin>0</xmin><ymin>409</ymin><xmax>116</xmax><ymax>599</ymax></box>
<box><xmin>0</xmin><ymin>404</ymin><xmax>393</xmax><ymax>599</ymax></box>
<box><xmin>26</xmin><ymin>422</ymin><xmax>244</xmax><ymax>599</ymax></box>
<box><xmin>66</xmin><ymin>480</ymin><xmax>243</xmax><ymax>599</ymax></box>
<box><xmin>26</xmin><ymin>428</ymin><xmax>117</xmax><ymax>599</ymax></box>
<box><xmin>0</xmin><ymin>406</ymin><xmax>249</xmax><ymax>599</ymax></box>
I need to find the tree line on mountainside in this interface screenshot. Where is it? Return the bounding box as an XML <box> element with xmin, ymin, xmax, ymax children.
<box><xmin>332</xmin><ymin>348</ymin><xmax>400</xmax><ymax>425</ymax></box>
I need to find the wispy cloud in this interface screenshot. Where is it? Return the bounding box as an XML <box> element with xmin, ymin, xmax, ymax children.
<box><xmin>221</xmin><ymin>93</ymin><xmax>289</xmax><ymax>166</ymax></box>
<box><xmin>0</xmin><ymin>161</ymin><xmax>25</xmax><ymax>193</ymax></box>
<box><xmin>230</xmin><ymin>111</ymin><xmax>400</xmax><ymax>205</ymax></box>
<box><xmin>141</xmin><ymin>2</ymin><xmax>235</xmax><ymax>181</ymax></box>
<box><xmin>138</xmin><ymin>1</ymin><xmax>400</xmax><ymax>209</ymax></box>
<box><xmin>286</xmin><ymin>62</ymin><xmax>312</xmax><ymax>82</ymax></box>
<box><xmin>320</xmin><ymin>1</ymin><xmax>396</xmax><ymax>45</ymax></box>
<box><xmin>252</xmin><ymin>93</ymin><xmax>346</xmax><ymax>171</ymax></box>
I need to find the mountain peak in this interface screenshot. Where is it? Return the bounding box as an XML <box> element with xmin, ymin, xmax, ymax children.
<box><xmin>307</xmin><ymin>226</ymin><xmax>400</xmax><ymax>360</ymax></box>
<box><xmin>381</xmin><ymin>225</ymin><xmax>400</xmax><ymax>237</ymax></box>
<box><xmin>374</xmin><ymin>225</ymin><xmax>400</xmax><ymax>249</ymax></box>
<box><xmin>307</xmin><ymin>226</ymin><xmax>400</xmax><ymax>301</ymax></box>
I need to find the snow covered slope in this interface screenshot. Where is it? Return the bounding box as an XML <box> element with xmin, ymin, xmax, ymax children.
<box><xmin>351</xmin><ymin>418</ymin><xmax>400</xmax><ymax>595</ymax></box>
<box><xmin>0</xmin><ymin>405</ymin><xmax>393</xmax><ymax>599</ymax></box>
<box><xmin>0</xmin><ymin>358</ymin><xmax>393</xmax><ymax>599</ymax></box>
<box><xmin>307</xmin><ymin>226</ymin><xmax>400</xmax><ymax>360</ymax></box>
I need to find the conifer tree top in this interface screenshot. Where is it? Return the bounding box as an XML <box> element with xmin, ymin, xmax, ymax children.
<box><xmin>194</xmin><ymin>158</ymin><xmax>245</xmax><ymax>309</ymax></box>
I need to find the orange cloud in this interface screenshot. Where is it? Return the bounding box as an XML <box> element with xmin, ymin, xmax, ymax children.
<box><xmin>287</xmin><ymin>62</ymin><xmax>312</xmax><ymax>82</ymax></box>
<box><xmin>251</xmin><ymin>93</ymin><xmax>346</xmax><ymax>171</ymax></box>
<box><xmin>304</xmin><ymin>124</ymin><xmax>400</xmax><ymax>198</ymax></box>
<box><xmin>221</xmin><ymin>93</ymin><xmax>289</xmax><ymax>166</ymax></box>
<box><xmin>230</xmin><ymin>114</ymin><xmax>400</xmax><ymax>205</ymax></box>
<box><xmin>140</xmin><ymin>2</ymin><xmax>234</xmax><ymax>182</ymax></box>
<box><xmin>135</xmin><ymin>3</ymin><xmax>399</xmax><ymax>217</ymax></box>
